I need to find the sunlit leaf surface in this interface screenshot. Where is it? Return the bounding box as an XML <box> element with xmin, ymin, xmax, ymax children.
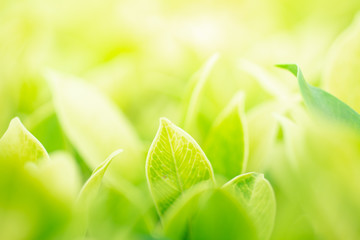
<box><xmin>223</xmin><ymin>172</ymin><xmax>276</xmax><ymax>240</ymax></box>
<box><xmin>146</xmin><ymin>117</ymin><xmax>214</xmax><ymax>216</ymax></box>
<box><xmin>0</xmin><ymin>117</ymin><xmax>49</xmax><ymax>163</ymax></box>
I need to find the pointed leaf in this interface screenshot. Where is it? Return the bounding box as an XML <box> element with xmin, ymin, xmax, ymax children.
<box><xmin>0</xmin><ymin>117</ymin><xmax>49</xmax><ymax>163</ymax></box>
<box><xmin>45</xmin><ymin>71</ymin><xmax>143</xmax><ymax>183</ymax></box>
<box><xmin>77</xmin><ymin>149</ymin><xmax>122</xmax><ymax>208</ymax></box>
<box><xmin>146</xmin><ymin>118</ymin><xmax>215</xmax><ymax>216</ymax></box>
<box><xmin>204</xmin><ymin>92</ymin><xmax>248</xmax><ymax>179</ymax></box>
<box><xmin>223</xmin><ymin>172</ymin><xmax>276</xmax><ymax>240</ymax></box>
<box><xmin>182</xmin><ymin>54</ymin><xmax>219</xmax><ymax>130</ymax></box>
<box><xmin>277</xmin><ymin>64</ymin><xmax>360</xmax><ymax>131</ymax></box>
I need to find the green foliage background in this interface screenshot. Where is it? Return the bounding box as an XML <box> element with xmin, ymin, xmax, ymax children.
<box><xmin>1</xmin><ymin>0</ymin><xmax>360</xmax><ymax>239</ymax></box>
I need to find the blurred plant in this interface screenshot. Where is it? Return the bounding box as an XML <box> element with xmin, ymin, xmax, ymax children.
<box><xmin>1</xmin><ymin>0</ymin><xmax>360</xmax><ymax>239</ymax></box>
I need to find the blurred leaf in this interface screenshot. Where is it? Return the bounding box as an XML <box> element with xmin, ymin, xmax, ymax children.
<box><xmin>78</xmin><ymin>149</ymin><xmax>121</xmax><ymax>209</ymax></box>
<box><xmin>223</xmin><ymin>172</ymin><xmax>276</xmax><ymax>240</ymax></box>
<box><xmin>182</xmin><ymin>53</ymin><xmax>219</xmax><ymax>130</ymax></box>
<box><xmin>74</xmin><ymin>150</ymin><xmax>121</xmax><ymax>239</ymax></box>
<box><xmin>146</xmin><ymin>117</ymin><xmax>214</xmax><ymax>216</ymax></box>
<box><xmin>246</xmin><ymin>101</ymin><xmax>280</xmax><ymax>172</ymax></box>
<box><xmin>162</xmin><ymin>182</ymin><xmax>212</xmax><ymax>239</ymax></box>
<box><xmin>204</xmin><ymin>92</ymin><xmax>248</xmax><ymax>179</ymax></box>
<box><xmin>190</xmin><ymin>189</ymin><xmax>257</xmax><ymax>240</ymax></box>
<box><xmin>0</xmin><ymin>118</ymin><xmax>73</xmax><ymax>240</ymax></box>
<box><xmin>277</xmin><ymin>64</ymin><xmax>360</xmax><ymax>131</ymax></box>
<box><xmin>324</xmin><ymin>15</ymin><xmax>360</xmax><ymax>113</ymax></box>
<box><xmin>164</xmin><ymin>188</ymin><xmax>257</xmax><ymax>240</ymax></box>
<box><xmin>88</xmin><ymin>185</ymin><xmax>152</xmax><ymax>240</ymax></box>
<box><xmin>26</xmin><ymin>151</ymin><xmax>82</xmax><ymax>204</ymax></box>
<box><xmin>45</xmin><ymin>71</ymin><xmax>144</xmax><ymax>183</ymax></box>
<box><xmin>0</xmin><ymin>117</ymin><xmax>49</xmax><ymax>163</ymax></box>
<box><xmin>272</xmin><ymin>111</ymin><xmax>360</xmax><ymax>239</ymax></box>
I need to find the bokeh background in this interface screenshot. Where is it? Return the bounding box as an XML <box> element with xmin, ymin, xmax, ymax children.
<box><xmin>1</xmin><ymin>0</ymin><xmax>360</xmax><ymax>239</ymax></box>
<box><xmin>1</xmin><ymin>0</ymin><xmax>360</xmax><ymax>138</ymax></box>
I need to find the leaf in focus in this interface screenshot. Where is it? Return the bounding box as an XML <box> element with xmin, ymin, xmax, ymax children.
<box><xmin>277</xmin><ymin>64</ymin><xmax>360</xmax><ymax>131</ymax></box>
<box><xmin>45</xmin><ymin>71</ymin><xmax>144</xmax><ymax>183</ymax></box>
<box><xmin>324</xmin><ymin>16</ymin><xmax>360</xmax><ymax>113</ymax></box>
<box><xmin>146</xmin><ymin>117</ymin><xmax>215</xmax><ymax>216</ymax></box>
<box><xmin>223</xmin><ymin>172</ymin><xmax>276</xmax><ymax>240</ymax></box>
<box><xmin>0</xmin><ymin>117</ymin><xmax>49</xmax><ymax>164</ymax></box>
<box><xmin>204</xmin><ymin>92</ymin><xmax>248</xmax><ymax>179</ymax></box>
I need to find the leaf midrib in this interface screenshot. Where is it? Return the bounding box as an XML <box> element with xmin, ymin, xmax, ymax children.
<box><xmin>164</xmin><ymin>124</ymin><xmax>184</xmax><ymax>193</ymax></box>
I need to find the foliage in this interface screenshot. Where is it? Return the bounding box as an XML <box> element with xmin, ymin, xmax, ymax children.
<box><xmin>1</xmin><ymin>0</ymin><xmax>360</xmax><ymax>239</ymax></box>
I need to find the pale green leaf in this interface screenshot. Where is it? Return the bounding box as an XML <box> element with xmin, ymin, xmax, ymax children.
<box><xmin>164</xmin><ymin>188</ymin><xmax>257</xmax><ymax>240</ymax></box>
<box><xmin>190</xmin><ymin>189</ymin><xmax>257</xmax><ymax>240</ymax></box>
<box><xmin>146</xmin><ymin>117</ymin><xmax>215</xmax><ymax>216</ymax></box>
<box><xmin>162</xmin><ymin>182</ymin><xmax>213</xmax><ymax>240</ymax></box>
<box><xmin>204</xmin><ymin>92</ymin><xmax>248</xmax><ymax>179</ymax></box>
<box><xmin>45</xmin><ymin>71</ymin><xmax>143</xmax><ymax>183</ymax></box>
<box><xmin>246</xmin><ymin>101</ymin><xmax>280</xmax><ymax>172</ymax></box>
<box><xmin>77</xmin><ymin>149</ymin><xmax>122</xmax><ymax>208</ymax></box>
<box><xmin>277</xmin><ymin>64</ymin><xmax>360</xmax><ymax>131</ymax></box>
<box><xmin>223</xmin><ymin>172</ymin><xmax>276</xmax><ymax>240</ymax></box>
<box><xmin>324</xmin><ymin>15</ymin><xmax>360</xmax><ymax>113</ymax></box>
<box><xmin>182</xmin><ymin>53</ymin><xmax>219</xmax><ymax>130</ymax></box>
<box><xmin>26</xmin><ymin>151</ymin><xmax>82</xmax><ymax>203</ymax></box>
<box><xmin>0</xmin><ymin>117</ymin><xmax>49</xmax><ymax>163</ymax></box>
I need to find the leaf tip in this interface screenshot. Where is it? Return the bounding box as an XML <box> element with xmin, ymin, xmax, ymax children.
<box><xmin>159</xmin><ymin>117</ymin><xmax>173</xmax><ymax>128</ymax></box>
<box><xmin>276</xmin><ymin>64</ymin><xmax>299</xmax><ymax>77</ymax></box>
<box><xmin>9</xmin><ymin>116</ymin><xmax>22</xmax><ymax>127</ymax></box>
<box><xmin>6</xmin><ymin>117</ymin><xmax>28</xmax><ymax>136</ymax></box>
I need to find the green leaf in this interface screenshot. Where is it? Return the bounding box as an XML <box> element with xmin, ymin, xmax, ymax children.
<box><xmin>72</xmin><ymin>150</ymin><xmax>121</xmax><ymax>239</ymax></box>
<box><xmin>77</xmin><ymin>149</ymin><xmax>121</xmax><ymax>208</ymax></box>
<box><xmin>204</xmin><ymin>92</ymin><xmax>248</xmax><ymax>179</ymax></box>
<box><xmin>146</xmin><ymin>117</ymin><xmax>215</xmax><ymax>216</ymax></box>
<box><xmin>0</xmin><ymin>117</ymin><xmax>49</xmax><ymax>163</ymax></box>
<box><xmin>0</xmin><ymin>118</ymin><xmax>73</xmax><ymax>240</ymax></box>
<box><xmin>223</xmin><ymin>172</ymin><xmax>276</xmax><ymax>240</ymax></box>
<box><xmin>182</xmin><ymin>53</ymin><xmax>219</xmax><ymax>130</ymax></box>
<box><xmin>190</xmin><ymin>189</ymin><xmax>257</xmax><ymax>240</ymax></box>
<box><xmin>26</xmin><ymin>151</ymin><xmax>82</xmax><ymax>203</ymax></box>
<box><xmin>164</xmin><ymin>188</ymin><xmax>257</xmax><ymax>240</ymax></box>
<box><xmin>246</xmin><ymin>101</ymin><xmax>280</xmax><ymax>172</ymax></box>
<box><xmin>162</xmin><ymin>182</ymin><xmax>213</xmax><ymax>239</ymax></box>
<box><xmin>324</xmin><ymin>16</ymin><xmax>360</xmax><ymax>113</ymax></box>
<box><xmin>277</xmin><ymin>64</ymin><xmax>360</xmax><ymax>131</ymax></box>
<box><xmin>45</xmin><ymin>71</ymin><xmax>143</xmax><ymax>183</ymax></box>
